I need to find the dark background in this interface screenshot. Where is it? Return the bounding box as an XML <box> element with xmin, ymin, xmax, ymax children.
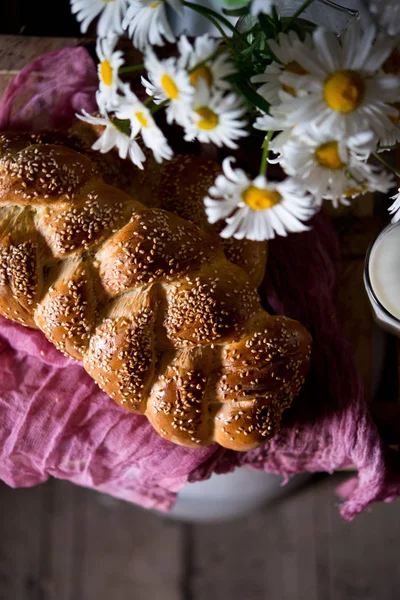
<box><xmin>1</xmin><ymin>0</ymin><xmax>82</xmax><ymax>36</ymax></box>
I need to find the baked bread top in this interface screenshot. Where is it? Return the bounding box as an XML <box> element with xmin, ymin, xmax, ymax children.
<box><xmin>0</xmin><ymin>132</ymin><xmax>311</xmax><ymax>450</ymax></box>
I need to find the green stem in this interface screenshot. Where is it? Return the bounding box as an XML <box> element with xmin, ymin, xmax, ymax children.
<box><xmin>378</xmin><ymin>143</ymin><xmax>400</xmax><ymax>152</ymax></box>
<box><xmin>259</xmin><ymin>131</ymin><xmax>273</xmax><ymax>177</ymax></box>
<box><xmin>282</xmin><ymin>0</ymin><xmax>316</xmax><ymax>32</ymax></box>
<box><xmin>373</xmin><ymin>152</ymin><xmax>400</xmax><ymax>178</ymax></box>
<box><xmin>144</xmin><ymin>95</ymin><xmax>154</xmax><ymax>106</ymax></box>
<box><xmin>150</xmin><ymin>99</ymin><xmax>169</xmax><ymax>115</ymax></box>
<box><xmin>119</xmin><ymin>64</ymin><xmax>145</xmax><ymax>74</ymax></box>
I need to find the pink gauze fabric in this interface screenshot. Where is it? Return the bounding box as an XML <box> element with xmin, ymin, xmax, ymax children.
<box><xmin>0</xmin><ymin>46</ymin><xmax>97</xmax><ymax>130</ymax></box>
<box><xmin>0</xmin><ymin>47</ymin><xmax>399</xmax><ymax>520</ymax></box>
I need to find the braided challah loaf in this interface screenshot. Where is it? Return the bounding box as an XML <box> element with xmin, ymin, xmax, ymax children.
<box><xmin>0</xmin><ymin>132</ymin><xmax>311</xmax><ymax>450</ymax></box>
<box><xmin>3</xmin><ymin>125</ymin><xmax>269</xmax><ymax>288</ymax></box>
<box><xmin>68</xmin><ymin>120</ymin><xmax>269</xmax><ymax>289</ymax></box>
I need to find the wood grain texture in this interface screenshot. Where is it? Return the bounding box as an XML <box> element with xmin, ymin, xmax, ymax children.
<box><xmin>79</xmin><ymin>488</ymin><xmax>183</xmax><ymax>600</ymax></box>
<box><xmin>190</xmin><ymin>484</ymin><xmax>320</xmax><ymax>600</ymax></box>
<box><xmin>0</xmin><ymin>482</ymin><xmax>45</xmax><ymax>600</ymax></box>
<box><xmin>0</xmin><ymin>35</ymin><xmax>142</xmax><ymax>99</ymax></box>
<box><xmin>0</xmin><ymin>35</ymin><xmax>84</xmax><ymax>98</ymax></box>
<box><xmin>0</xmin><ymin>479</ymin><xmax>184</xmax><ymax>600</ymax></box>
<box><xmin>0</xmin><ymin>35</ymin><xmax>82</xmax><ymax>70</ymax></box>
<box><xmin>190</xmin><ymin>476</ymin><xmax>400</xmax><ymax>600</ymax></box>
<box><xmin>40</xmin><ymin>480</ymin><xmax>86</xmax><ymax>600</ymax></box>
<box><xmin>1</xmin><ymin>476</ymin><xmax>400</xmax><ymax>600</ymax></box>
<box><xmin>0</xmin><ymin>71</ymin><xmax>17</xmax><ymax>98</ymax></box>
<box><xmin>314</xmin><ymin>476</ymin><xmax>400</xmax><ymax>600</ymax></box>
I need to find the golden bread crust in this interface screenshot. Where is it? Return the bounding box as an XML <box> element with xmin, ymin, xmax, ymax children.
<box><xmin>0</xmin><ymin>133</ymin><xmax>311</xmax><ymax>450</ymax></box>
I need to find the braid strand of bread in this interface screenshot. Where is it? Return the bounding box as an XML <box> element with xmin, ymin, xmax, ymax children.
<box><xmin>0</xmin><ymin>133</ymin><xmax>311</xmax><ymax>451</ymax></box>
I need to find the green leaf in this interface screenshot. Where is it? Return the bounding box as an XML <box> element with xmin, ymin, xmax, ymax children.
<box><xmin>240</xmin><ymin>83</ymin><xmax>271</xmax><ymax>114</ymax></box>
<box><xmin>271</xmin><ymin>4</ymin><xmax>280</xmax><ymax>25</ymax></box>
<box><xmin>257</xmin><ymin>11</ymin><xmax>277</xmax><ymax>36</ymax></box>
<box><xmin>214</xmin><ymin>0</ymin><xmax>250</xmax><ymax>6</ymax></box>
<box><xmin>227</xmin><ymin>74</ymin><xmax>271</xmax><ymax>114</ymax></box>
<box><xmin>223</xmin><ymin>6</ymin><xmax>249</xmax><ymax>16</ymax></box>
<box><xmin>240</xmin><ymin>39</ymin><xmax>261</xmax><ymax>57</ymax></box>
<box><xmin>378</xmin><ymin>143</ymin><xmax>400</xmax><ymax>151</ymax></box>
<box><xmin>112</xmin><ymin>118</ymin><xmax>131</xmax><ymax>137</ymax></box>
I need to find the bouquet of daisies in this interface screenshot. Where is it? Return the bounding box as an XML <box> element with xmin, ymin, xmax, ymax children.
<box><xmin>71</xmin><ymin>0</ymin><xmax>400</xmax><ymax>241</ymax></box>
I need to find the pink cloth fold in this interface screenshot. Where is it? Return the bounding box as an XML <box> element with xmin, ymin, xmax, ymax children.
<box><xmin>0</xmin><ymin>46</ymin><xmax>399</xmax><ymax>520</ymax></box>
<box><xmin>0</xmin><ymin>47</ymin><xmax>97</xmax><ymax>131</ymax></box>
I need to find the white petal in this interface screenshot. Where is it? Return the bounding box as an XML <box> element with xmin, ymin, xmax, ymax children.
<box><xmin>349</xmin><ymin>25</ymin><xmax>375</xmax><ymax>71</ymax></box>
<box><xmin>313</xmin><ymin>28</ymin><xmax>341</xmax><ymax>72</ymax></box>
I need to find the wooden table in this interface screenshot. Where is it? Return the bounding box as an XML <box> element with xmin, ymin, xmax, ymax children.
<box><xmin>0</xmin><ymin>34</ymin><xmax>398</xmax><ymax>441</ymax></box>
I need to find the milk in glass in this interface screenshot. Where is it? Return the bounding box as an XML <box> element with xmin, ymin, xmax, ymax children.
<box><xmin>365</xmin><ymin>223</ymin><xmax>400</xmax><ymax>335</ymax></box>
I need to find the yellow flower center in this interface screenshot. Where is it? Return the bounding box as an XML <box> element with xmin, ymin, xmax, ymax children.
<box><xmin>195</xmin><ymin>107</ymin><xmax>219</xmax><ymax>130</ymax></box>
<box><xmin>135</xmin><ymin>111</ymin><xmax>149</xmax><ymax>128</ymax></box>
<box><xmin>282</xmin><ymin>61</ymin><xmax>308</xmax><ymax>96</ymax></box>
<box><xmin>100</xmin><ymin>59</ymin><xmax>113</xmax><ymax>86</ymax></box>
<box><xmin>150</xmin><ymin>1</ymin><xmax>161</xmax><ymax>7</ymax></box>
<box><xmin>323</xmin><ymin>70</ymin><xmax>365</xmax><ymax>113</ymax></box>
<box><xmin>315</xmin><ymin>141</ymin><xmax>345</xmax><ymax>170</ymax></box>
<box><xmin>190</xmin><ymin>65</ymin><xmax>213</xmax><ymax>88</ymax></box>
<box><xmin>242</xmin><ymin>186</ymin><xmax>282</xmax><ymax>211</ymax></box>
<box><xmin>161</xmin><ymin>73</ymin><xmax>179</xmax><ymax>100</ymax></box>
<box><xmin>103</xmin><ymin>0</ymin><xmax>115</xmax><ymax>3</ymax></box>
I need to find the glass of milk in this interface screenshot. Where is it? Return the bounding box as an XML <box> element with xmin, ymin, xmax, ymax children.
<box><xmin>365</xmin><ymin>222</ymin><xmax>400</xmax><ymax>336</ymax></box>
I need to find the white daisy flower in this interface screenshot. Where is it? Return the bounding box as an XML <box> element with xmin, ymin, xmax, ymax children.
<box><xmin>389</xmin><ymin>188</ymin><xmax>400</xmax><ymax>222</ymax></box>
<box><xmin>253</xmin><ymin>112</ymin><xmax>298</xmax><ymax>161</ymax></box>
<box><xmin>122</xmin><ymin>0</ymin><xmax>183</xmax><ymax>49</ymax></box>
<box><xmin>368</xmin><ymin>1</ymin><xmax>400</xmax><ymax>37</ymax></box>
<box><xmin>268</xmin><ymin>23</ymin><xmax>400</xmax><ymax>142</ymax></box>
<box><xmin>77</xmin><ymin>110</ymin><xmax>146</xmax><ymax>169</ymax></box>
<box><xmin>268</xmin><ymin>127</ymin><xmax>298</xmax><ymax>157</ymax></box>
<box><xmin>141</xmin><ymin>48</ymin><xmax>194</xmax><ymax>126</ymax></box>
<box><xmin>253</xmin><ymin>105</ymin><xmax>294</xmax><ymax>137</ymax></box>
<box><xmin>183</xmin><ymin>82</ymin><xmax>248</xmax><ymax>149</ymax></box>
<box><xmin>251</xmin><ymin>31</ymin><xmax>312</xmax><ymax>105</ymax></box>
<box><xmin>178</xmin><ymin>34</ymin><xmax>236</xmax><ymax>92</ymax></box>
<box><xmin>115</xmin><ymin>84</ymin><xmax>173</xmax><ymax>163</ymax></box>
<box><xmin>70</xmin><ymin>0</ymin><xmax>129</xmax><ymax>36</ymax></box>
<box><xmin>375</xmin><ymin>112</ymin><xmax>400</xmax><ymax>149</ymax></box>
<box><xmin>337</xmin><ymin>168</ymin><xmax>394</xmax><ymax>206</ymax></box>
<box><xmin>96</xmin><ymin>35</ymin><xmax>124</xmax><ymax>112</ymax></box>
<box><xmin>204</xmin><ymin>157</ymin><xmax>316</xmax><ymax>241</ymax></box>
<box><xmin>274</xmin><ymin>129</ymin><xmax>386</xmax><ymax>205</ymax></box>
